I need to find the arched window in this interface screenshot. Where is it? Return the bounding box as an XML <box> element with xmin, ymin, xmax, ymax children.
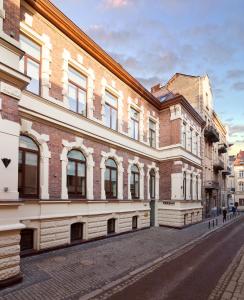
<box><xmin>149</xmin><ymin>169</ymin><xmax>156</xmax><ymax>199</ymax></box>
<box><xmin>67</xmin><ymin>150</ymin><xmax>86</xmax><ymax>198</ymax></box>
<box><xmin>105</xmin><ymin>158</ymin><xmax>117</xmax><ymax>198</ymax></box>
<box><xmin>18</xmin><ymin>135</ymin><xmax>39</xmax><ymax>198</ymax></box>
<box><xmin>130</xmin><ymin>165</ymin><xmax>140</xmax><ymax>199</ymax></box>
<box><xmin>70</xmin><ymin>222</ymin><xmax>83</xmax><ymax>243</ymax></box>
<box><xmin>183</xmin><ymin>172</ymin><xmax>186</xmax><ymax>200</ymax></box>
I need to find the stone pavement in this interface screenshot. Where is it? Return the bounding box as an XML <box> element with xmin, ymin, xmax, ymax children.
<box><xmin>209</xmin><ymin>245</ymin><xmax>244</xmax><ymax>300</ymax></box>
<box><xmin>0</xmin><ymin>214</ymin><xmax>240</xmax><ymax>300</ymax></box>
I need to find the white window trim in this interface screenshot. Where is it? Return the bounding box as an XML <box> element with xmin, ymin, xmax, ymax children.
<box><xmin>128</xmin><ymin>97</ymin><xmax>144</xmax><ymax>142</ymax></box>
<box><xmin>127</xmin><ymin>157</ymin><xmax>144</xmax><ymax>200</ymax></box>
<box><xmin>101</xmin><ymin>78</ymin><xmax>123</xmax><ymax>132</ymax></box>
<box><xmin>147</xmin><ymin>162</ymin><xmax>159</xmax><ymax>200</ymax></box>
<box><xmin>181</xmin><ymin>164</ymin><xmax>202</xmax><ymax>201</ymax></box>
<box><xmin>60</xmin><ymin>137</ymin><xmax>94</xmax><ymax>200</ymax></box>
<box><xmin>62</xmin><ymin>49</ymin><xmax>95</xmax><ymax>118</ymax></box>
<box><xmin>20</xmin><ymin>119</ymin><xmax>51</xmax><ymax>199</ymax></box>
<box><xmin>146</xmin><ymin>112</ymin><xmax>159</xmax><ymax>148</ymax></box>
<box><xmin>20</xmin><ymin>21</ymin><xmax>53</xmax><ymax>100</ymax></box>
<box><xmin>100</xmin><ymin>148</ymin><xmax>124</xmax><ymax>200</ymax></box>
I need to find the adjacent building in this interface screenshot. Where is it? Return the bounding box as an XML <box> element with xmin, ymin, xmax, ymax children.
<box><xmin>0</xmin><ymin>0</ymin><xmax>205</xmax><ymax>285</ymax></box>
<box><xmin>152</xmin><ymin>73</ymin><xmax>230</xmax><ymax>217</ymax></box>
<box><xmin>234</xmin><ymin>151</ymin><xmax>244</xmax><ymax>211</ymax></box>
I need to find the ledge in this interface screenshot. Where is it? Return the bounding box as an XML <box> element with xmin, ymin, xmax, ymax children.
<box><xmin>0</xmin><ymin>223</ymin><xmax>25</xmax><ymax>232</ymax></box>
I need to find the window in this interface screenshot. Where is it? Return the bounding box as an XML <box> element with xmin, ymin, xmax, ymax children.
<box><xmin>149</xmin><ymin>119</ymin><xmax>156</xmax><ymax>147</ymax></box>
<box><xmin>67</xmin><ymin>150</ymin><xmax>86</xmax><ymax>198</ymax></box>
<box><xmin>239</xmin><ymin>199</ymin><xmax>244</xmax><ymax>206</ymax></box>
<box><xmin>132</xmin><ymin>216</ymin><xmax>138</xmax><ymax>230</ymax></box>
<box><xmin>130</xmin><ymin>165</ymin><xmax>140</xmax><ymax>199</ymax></box>
<box><xmin>105</xmin><ymin>158</ymin><xmax>117</xmax><ymax>198</ymax></box>
<box><xmin>182</xmin><ymin>122</ymin><xmax>187</xmax><ymax>148</ymax></box>
<box><xmin>68</xmin><ymin>66</ymin><xmax>87</xmax><ymax>115</ymax></box>
<box><xmin>107</xmin><ymin>218</ymin><xmax>116</xmax><ymax>234</ymax></box>
<box><xmin>70</xmin><ymin>223</ymin><xmax>83</xmax><ymax>243</ymax></box>
<box><xmin>104</xmin><ymin>91</ymin><xmax>118</xmax><ymax>130</ymax></box>
<box><xmin>149</xmin><ymin>169</ymin><xmax>156</xmax><ymax>199</ymax></box>
<box><xmin>239</xmin><ymin>182</ymin><xmax>244</xmax><ymax>192</ymax></box>
<box><xmin>20</xmin><ymin>229</ymin><xmax>34</xmax><ymax>253</ymax></box>
<box><xmin>130</xmin><ymin>107</ymin><xmax>139</xmax><ymax>140</ymax></box>
<box><xmin>190</xmin><ymin>174</ymin><xmax>193</xmax><ymax>200</ymax></box>
<box><xmin>183</xmin><ymin>172</ymin><xmax>186</xmax><ymax>200</ymax></box>
<box><xmin>239</xmin><ymin>171</ymin><xmax>244</xmax><ymax>178</ymax></box>
<box><xmin>196</xmin><ymin>175</ymin><xmax>199</xmax><ymax>200</ymax></box>
<box><xmin>19</xmin><ymin>34</ymin><xmax>41</xmax><ymax>95</ymax></box>
<box><xmin>18</xmin><ymin>135</ymin><xmax>39</xmax><ymax>198</ymax></box>
<box><xmin>190</xmin><ymin>128</ymin><xmax>193</xmax><ymax>152</ymax></box>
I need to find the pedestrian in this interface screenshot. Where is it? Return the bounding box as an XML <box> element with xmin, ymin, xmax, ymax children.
<box><xmin>223</xmin><ymin>208</ymin><xmax>227</xmax><ymax>223</ymax></box>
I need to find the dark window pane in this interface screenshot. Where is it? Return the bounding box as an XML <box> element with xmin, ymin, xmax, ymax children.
<box><xmin>19</xmin><ymin>136</ymin><xmax>38</xmax><ymax>151</ymax></box>
<box><xmin>26</xmin><ymin>58</ymin><xmax>40</xmax><ymax>95</ymax></box>
<box><xmin>24</xmin><ymin>152</ymin><xmax>38</xmax><ymax>195</ymax></box>
<box><xmin>106</xmin><ymin>159</ymin><xmax>117</xmax><ymax>168</ymax></box>
<box><xmin>71</xmin><ymin>223</ymin><xmax>83</xmax><ymax>242</ymax></box>
<box><xmin>20</xmin><ymin>229</ymin><xmax>34</xmax><ymax>252</ymax></box>
<box><xmin>104</xmin><ymin>104</ymin><xmax>111</xmax><ymax>128</ymax></box>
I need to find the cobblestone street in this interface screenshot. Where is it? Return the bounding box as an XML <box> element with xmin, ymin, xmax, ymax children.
<box><xmin>0</xmin><ymin>215</ymin><xmax>241</xmax><ymax>300</ymax></box>
<box><xmin>209</xmin><ymin>245</ymin><xmax>244</xmax><ymax>300</ymax></box>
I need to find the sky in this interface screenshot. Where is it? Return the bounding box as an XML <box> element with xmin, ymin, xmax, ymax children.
<box><xmin>52</xmin><ymin>0</ymin><xmax>244</xmax><ymax>155</ymax></box>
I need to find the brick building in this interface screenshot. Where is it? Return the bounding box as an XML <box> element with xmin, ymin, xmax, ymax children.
<box><xmin>0</xmin><ymin>0</ymin><xmax>205</xmax><ymax>285</ymax></box>
<box><xmin>152</xmin><ymin>73</ymin><xmax>230</xmax><ymax>217</ymax></box>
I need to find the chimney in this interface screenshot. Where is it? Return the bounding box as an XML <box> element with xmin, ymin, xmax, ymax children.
<box><xmin>151</xmin><ymin>83</ymin><xmax>162</xmax><ymax>93</ymax></box>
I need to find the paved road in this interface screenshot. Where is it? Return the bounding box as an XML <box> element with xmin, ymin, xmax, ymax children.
<box><xmin>106</xmin><ymin>217</ymin><xmax>244</xmax><ymax>300</ymax></box>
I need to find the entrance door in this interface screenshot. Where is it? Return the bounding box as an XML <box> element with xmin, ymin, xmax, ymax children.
<box><xmin>150</xmin><ymin>200</ymin><xmax>155</xmax><ymax>226</ymax></box>
<box><xmin>149</xmin><ymin>169</ymin><xmax>156</xmax><ymax>227</ymax></box>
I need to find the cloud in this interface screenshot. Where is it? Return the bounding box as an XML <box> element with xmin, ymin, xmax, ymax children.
<box><xmin>232</xmin><ymin>82</ymin><xmax>244</xmax><ymax>91</ymax></box>
<box><xmin>229</xmin><ymin>125</ymin><xmax>244</xmax><ymax>135</ymax></box>
<box><xmin>225</xmin><ymin>117</ymin><xmax>234</xmax><ymax>123</ymax></box>
<box><xmin>136</xmin><ymin>76</ymin><xmax>162</xmax><ymax>89</ymax></box>
<box><xmin>102</xmin><ymin>0</ymin><xmax>132</xmax><ymax>8</ymax></box>
<box><xmin>227</xmin><ymin>69</ymin><xmax>244</xmax><ymax>79</ymax></box>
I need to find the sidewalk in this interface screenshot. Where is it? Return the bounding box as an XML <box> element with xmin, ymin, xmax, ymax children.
<box><xmin>0</xmin><ymin>214</ymin><xmax>242</xmax><ymax>300</ymax></box>
<box><xmin>209</xmin><ymin>245</ymin><xmax>244</xmax><ymax>300</ymax></box>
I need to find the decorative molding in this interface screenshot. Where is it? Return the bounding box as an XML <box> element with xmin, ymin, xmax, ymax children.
<box><xmin>127</xmin><ymin>156</ymin><xmax>144</xmax><ymax>200</ymax></box>
<box><xmin>0</xmin><ymin>81</ymin><xmax>21</xmax><ymax>99</ymax></box>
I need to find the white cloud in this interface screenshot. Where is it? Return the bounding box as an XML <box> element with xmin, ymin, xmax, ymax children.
<box><xmin>103</xmin><ymin>0</ymin><xmax>131</xmax><ymax>8</ymax></box>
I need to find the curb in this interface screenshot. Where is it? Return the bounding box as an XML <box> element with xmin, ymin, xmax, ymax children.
<box><xmin>79</xmin><ymin>215</ymin><xmax>243</xmax><ymax>300</ymax></box>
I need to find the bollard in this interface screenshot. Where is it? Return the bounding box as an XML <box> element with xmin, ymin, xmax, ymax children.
<box><xmin>216</xmin><ymin>218</ymin><xmax>218</xmax><ymax>226</ymax></box>
<box><xmin>209</xmin><ymin>221</ymin><xmax>211</xmax><ymax>229</ymax></box>
<box><xmin>212</xmin><ymin>219</ymin><xmax>215</xmax><ymax>227</ymax></box>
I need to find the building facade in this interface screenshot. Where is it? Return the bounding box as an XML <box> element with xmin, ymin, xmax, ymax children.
<box><xmin>152</xmin><ymin>73</ymin><xmax>230</xmax><ymax>217</ymax></box>
<box><xmin>234</xmin><ymin>151</ymin><xmax>244</xmax><ymax>211</ymax></box>
<box><xmin>0</xmin><ymin>0</ymin><xmax>205</xmax><ymax>285</ymax></box>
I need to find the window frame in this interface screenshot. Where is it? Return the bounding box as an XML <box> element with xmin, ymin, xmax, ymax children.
<box><xmin>183</xmin><ymin>171</ymin><xmax>187</xmax><ymax>200</ymax></box>
<box><xmin>68</xmin><ymin>66</ymin><xmax>88</xmax><ymax>116</ymax></box>
<box><xmin>20</xmin><ymin>34</ymin><xmax>42</xmax><ymax>96</ymax></box>
<box><xmin>149</xmin><ymin>169</ymin><xmax>156</xmax><ymax>199</ymax></box>
<box><xmin>182</xmin><ymin>122</ymin><xmax>187</xmax><ymax>148</ymax></box>
<box><xmin>149</xmin><ymin>119</ymin><xmax>156</xmax><ymax>148</ymax></box>
<box><xmin>67</xmin><ymin>150</ymin><xmax>86</xmax><ymax>199</ymax></box>
<box><xmin>104</xmin><ymin>91</ymin><xmax>118</xmax><ymax>131</ymax></box>
<box><xmin>130</xmin><ymin>107</ymin><xmax>139</xmax><ymax>140</ymax></box>
<box><xmin>18</xmin><ymin>135</ymin><xmax>40</xmax><ymax>199</ymax></box>
<box><xmin>190</xmin><ymin>174</ymin><xmax>193</xmax><ymax>200</ymax></box>
<box><xmin>130</xmin><ymin>165</ymin><xmax>140</xmax><ymax>199</ymax></box>
<box><xmin>105</xmin><ymin>158</ymin><xmax>118</xmax><ymax>199</ymax></box>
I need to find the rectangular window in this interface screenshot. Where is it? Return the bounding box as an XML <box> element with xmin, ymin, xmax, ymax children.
<box><xmin>195</xmin><ymin>133</ymin><xmax>199</xmax><ymax>155</ymax></box>
<box><xmin>19</xmin><ymin>34</ymin><xmax>41</xmax><ymax>95</ymax></box>
<box><xmin>182</xmin><ymin>122</ymin><xmax>187</xmax><ymax>148</ymax></box>
<box><xmin>68</xmin><ymin>66</ymin><xmax>87</xmax><ymax>116</ymax></box>
<box><xmin>130</xmin><ymin>107</ymin><xmax>139</xmax><ymax>140</ymax></box>
<box><xmin>239</xmin><ymin>171</ymin><xmax>244</xmax><ymax>178</ymax></box>
<box><xmin>190</xmin><ymin>128</ymin><xmax>193</xmax><ymax>152</ymax></box>
<box><xmin>149</xmin><ymin>119</ymin><xmax>156</xmax><ymax>147</ymax></box>
<box><xmin>104</xmin><ymin>91</ymin><xmax>118</xmax><ymax>130</ymax></box>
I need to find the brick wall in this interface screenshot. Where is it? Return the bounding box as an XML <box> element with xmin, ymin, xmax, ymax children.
<box><xmin>3</xmin><ymin>0</ymin><xmax>20</xmax><ymax>40</ymax></box>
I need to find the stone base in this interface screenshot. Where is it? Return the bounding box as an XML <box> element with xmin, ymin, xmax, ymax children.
<box><xmin>0</xmin><ymin>273</ymin><xmax>23</xmax><ymax>289</ymax></box>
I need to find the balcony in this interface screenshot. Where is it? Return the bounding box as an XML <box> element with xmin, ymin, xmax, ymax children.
<box><xmin>218</xmin><ymin>143</ymin><xmax>227</xmax><ymax>154</ymax></box>
<box><xmin>222</xmin><ymin>166</ymin><xmax>231</xmax><ymax>176</ymax></box>
<box><xmin>204</xmin><ymin>126</ymin><xmax>220</xmax><ymax>143</ymax></box>
<box><xmin>204</xmin><ymin>180</ymin><xmax>219</xmax><ymax>190</ymax></box>
<box><xmin>213</xmin><ymin>159</ymin><xmax>224</xmax><ymax>172</ymax></box>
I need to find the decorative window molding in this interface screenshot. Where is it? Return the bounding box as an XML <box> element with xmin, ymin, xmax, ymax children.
<box><xmin>146</xmin><ymin>112</ymin><xmax>159</xmax><ymax>148</ymax></box>
<box><xmin>20</xmin><ymin>21</ymin><xmax>52</xmax><ymax>100</ymax></box>
<box><xmin>60</xmin><ymin>137</ymin><xmax>94</xmax><ymax>200</ymax></box>
<box><xmin>170</xmin><ymin>104</ymin><xmax>182</xmax><ymax>121</ymax></box>
<box><xmin>127</xmin><ymin>156</ymin><xmax>144</xmax><ymax>200</ymax></box>
<box><xmin>128</xmin><ymin>97</ymin><xmax>144</xmax><ymax>142</ymax></box>
<box><xmin>20</xmin><ymin>119</ymin><xmax>51</xmax><ymax>199</ymax></box>
<box><xmin>62</xmin><ymin>49</ymin><xmax>95</xmax><ymax>118</ymax></box>
<box><xmin>101</xmin><ymin>78</ymin><xmax>124</xmax><ymax>132</ymax></box>
<box><xmin>146</xmin><ymin>162</ymin><xmax>159</xmax><ymax>200</ymax></box>
<box><xmin>100</xmin><ymin>148</ymin><xmax>124</xmax><ymax>200</ymax></box>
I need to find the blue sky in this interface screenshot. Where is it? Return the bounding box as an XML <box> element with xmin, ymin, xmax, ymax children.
<box><xmin>52</xmin><ymin>0</ymin><xmax>244</xmax><ymax>155</ymax></box>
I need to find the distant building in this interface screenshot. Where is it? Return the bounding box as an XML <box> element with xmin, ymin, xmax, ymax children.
<box><xmin>227</xmin><ymin>155</ymin><xmax>236</xmax><ymax>208</ymax></box>
<box><xmin>234</xmin><ymin>151</ymin><xmax>244</xmax><ymax>210</ymax></box>
<box><xmin>152</xmin><ymin>73</ymin><xmax>230</xmax><ymax>217</ymax></box>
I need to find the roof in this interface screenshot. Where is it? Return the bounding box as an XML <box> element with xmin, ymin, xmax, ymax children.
<box><xmin>234</xmin><ymin>150</ymin><xmax>244</xmax><ymax>166</ymax></box>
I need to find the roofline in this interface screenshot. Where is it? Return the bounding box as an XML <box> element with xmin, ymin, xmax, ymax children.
<box><xmin>160</xmin><ymin>94</ymin><xmax>206</xmax><ymax>127</ymax></box>
<box><xmin>213</xmin><ymin>111</ymin><xmax>227</xmax><ymax>134</ymax></box>
<box><xmin>25</xmin><ymin>0</ymin><xmax>162</xmax><ymax>109</ymax></box>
